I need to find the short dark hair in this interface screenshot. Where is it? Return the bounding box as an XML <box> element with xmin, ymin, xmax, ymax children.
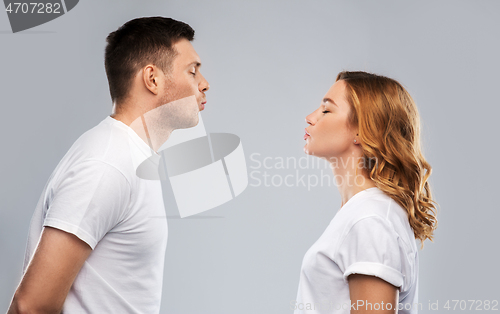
<box><xmin>104</xmin><ymin>17</ymin><xmax>195</xmax><ymax>105</ymax></box>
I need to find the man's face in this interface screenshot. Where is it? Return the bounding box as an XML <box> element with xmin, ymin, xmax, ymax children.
<box><xmin>161</xmin><ymin>38</ymin><xmax>209</xmax><ymax>112</ymax></box>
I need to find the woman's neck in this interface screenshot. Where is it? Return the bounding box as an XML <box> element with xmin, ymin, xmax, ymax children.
<box><xmin>329</xmin><ymin>154</ymin><xmax>377</xmax><ymax>208</ymax></box>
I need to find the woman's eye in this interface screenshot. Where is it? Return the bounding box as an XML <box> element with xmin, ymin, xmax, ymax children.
<box><xmin>322</xmin><ymin>110</ymin><xmax>329</xmax><ymax>114</ymax></box>
<box><xmin>190</xmin><ymin>71</ymin><xmax>196</xmax><ymax>76</ymax></box>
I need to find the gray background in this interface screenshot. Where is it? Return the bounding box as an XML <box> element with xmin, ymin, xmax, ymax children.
<box><xmin>1</xmin><ymin>1</ymin><xmax>499</xmax><ymax>313</ymax></box>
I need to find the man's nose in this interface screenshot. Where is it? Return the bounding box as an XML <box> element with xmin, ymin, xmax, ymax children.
<box><xmin>199</xmin><ymin>74</ymin><xmax>209</xmax><ymax>92</ymax></box>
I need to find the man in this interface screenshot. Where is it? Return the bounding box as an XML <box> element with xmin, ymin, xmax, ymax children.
<box><xmin>8</xmin><ymin>16</ymin><xmax>209</xmax><ymax>313</ymax></box>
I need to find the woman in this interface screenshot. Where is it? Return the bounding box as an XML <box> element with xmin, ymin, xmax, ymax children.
<box><xmin>295</xmin><ymin>71</ymin><xmax>437</xmax><ymax>314</ymax></box>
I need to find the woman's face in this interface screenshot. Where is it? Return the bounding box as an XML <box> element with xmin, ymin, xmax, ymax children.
<box><xmin>304</xmin><ymin>80</ymin><xmax>358</xmax><ymax>159</ymax></box>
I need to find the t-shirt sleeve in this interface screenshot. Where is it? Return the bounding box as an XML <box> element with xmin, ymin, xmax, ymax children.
<box><xmin>43</xmin><ymin>159</ymin><xmax>131</xmax><ymax>249</ymax></box>
<box><xmin>334</xmin><ymin>216</ymin><xmax>404</xmax><ymax>289</ymax></box>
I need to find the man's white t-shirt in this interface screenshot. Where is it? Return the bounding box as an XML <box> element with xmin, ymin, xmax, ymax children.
<box><xmin>23</xmin><ymin>115</ymin><xmax>168</xmax><ymax>313</ymax></box>
<box><xmin>294</xmin><ymin>187</ymin><xmax>419</xmax><ymax>314</ymax></box>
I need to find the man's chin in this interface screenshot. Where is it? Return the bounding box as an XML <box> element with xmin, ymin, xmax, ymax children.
<box><xmin>180</xmin><ymin>114</ymin><xmax>199</xmax><ymax>129</ymax></box>
<box><xmin>193</xmin><ymin>115</ymin><xmax>200</xmax><ymax>126</ymax></box>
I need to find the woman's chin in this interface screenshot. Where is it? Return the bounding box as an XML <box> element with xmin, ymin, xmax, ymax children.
<box><xmin>304</xmin><ymin>148</ymin><xmax>319</xmax><ymax>157</ymax></box>
<box><xmin>303</xmin><ymin>144</ymin><xmax>312</xmax><ymax>155</ymax></box>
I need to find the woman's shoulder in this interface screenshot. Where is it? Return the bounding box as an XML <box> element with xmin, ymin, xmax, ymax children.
<box><xmin>337</xmin><ymin>187</ymin><xmax>393</xmax><ymax>223</ymax></box>
<box><xmin>335</xmin><ymin>188</ymin><xmax>417</xmax><ymax>251</ymax></box>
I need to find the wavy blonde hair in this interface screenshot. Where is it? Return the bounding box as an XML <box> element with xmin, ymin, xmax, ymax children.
<box><xmin>337</xmin><ymin>71</ymin><xmax>438</xmax><ymax>247</ymax></box>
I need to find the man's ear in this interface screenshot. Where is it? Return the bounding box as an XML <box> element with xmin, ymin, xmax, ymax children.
<box><xmin>142</xmin><ymin>65</ymin><xmax>160</xmax><ymax>95</ymax></box>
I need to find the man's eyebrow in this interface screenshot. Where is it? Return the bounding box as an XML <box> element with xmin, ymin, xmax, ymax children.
<box><xmin>187</xmin><ymin>61</ymin><xmax>201</xmax><ymax>68</ymax></box>
<box><xmin>322</xmin><ymin>98</ymin><xmax>338</xmax><ymax>107</ymax></box>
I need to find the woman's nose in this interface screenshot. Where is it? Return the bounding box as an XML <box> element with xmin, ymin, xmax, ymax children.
<box><xmin>305</xmin><ymin>113</ymin><xmax>315</xmax><ymax>126</ymax></box>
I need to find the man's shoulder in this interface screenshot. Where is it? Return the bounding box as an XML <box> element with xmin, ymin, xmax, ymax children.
<box><xmin>63</xmin><ymin>117</ymin><xmax>137</xmax><ymax>180</ymax></box>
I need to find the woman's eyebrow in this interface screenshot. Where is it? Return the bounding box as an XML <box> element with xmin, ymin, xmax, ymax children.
<box><xmin>322</xmin><ymin>97</ymin><xmax>338</xmax><ymax>107</ymax></box>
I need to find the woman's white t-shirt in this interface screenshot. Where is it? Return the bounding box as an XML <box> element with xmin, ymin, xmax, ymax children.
<box><xmin>293</xmin><ymin>187</ymin><xmax>419</xmax><ymax>314</ymax></box>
